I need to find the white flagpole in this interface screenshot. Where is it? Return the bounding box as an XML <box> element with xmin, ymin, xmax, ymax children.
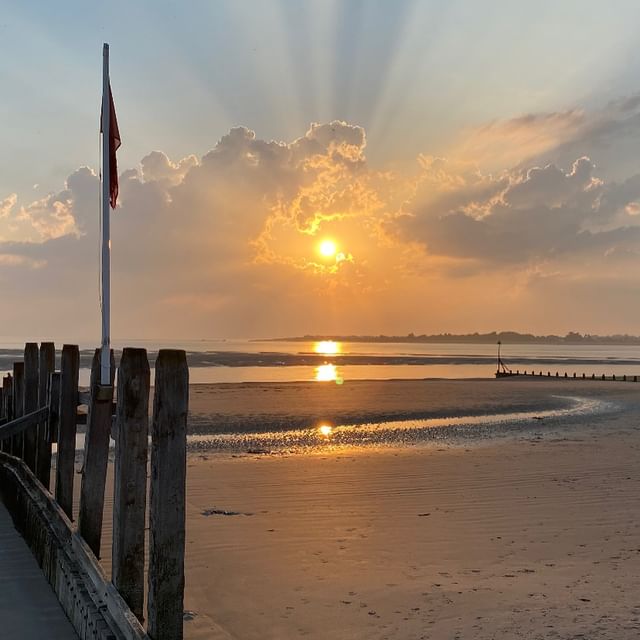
<box><xmin>100</xmin><ymin>43</ymin><xmax>111</xmax><ymax>386</ymax></box>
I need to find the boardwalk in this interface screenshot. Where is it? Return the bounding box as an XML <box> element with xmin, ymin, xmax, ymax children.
<box><xmin>0</xmin><ymin>500</ymin><xmax>77</xmax><ymax>640</ymax></box>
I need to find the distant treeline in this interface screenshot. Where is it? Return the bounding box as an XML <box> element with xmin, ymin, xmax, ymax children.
<box><xmin>263</xmin><ymin>331</ymin><xmax>640</xmax><ymax>346</ymax></box>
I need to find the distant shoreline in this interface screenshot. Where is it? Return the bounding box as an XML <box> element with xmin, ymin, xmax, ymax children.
<box><xmin>256</xmin><ymin>332</ymin><xmax>640</xmax><ymax>346</ymax></box>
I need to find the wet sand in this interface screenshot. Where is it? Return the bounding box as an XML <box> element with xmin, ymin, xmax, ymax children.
<box><xmin>94</xmin><ymin>379</ymin><xmax>640</xmax><ymax>638</ymax></box>
<box><xmin>187</xmin><ymin>377</ymin><xmax>631</xmax><ymax>436</ymax></box>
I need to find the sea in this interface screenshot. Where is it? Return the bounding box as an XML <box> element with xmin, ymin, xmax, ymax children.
<box><xmin>3</xmin><ymin>338</ymin><xmax>640</xmax><ymax>385</ymax></box>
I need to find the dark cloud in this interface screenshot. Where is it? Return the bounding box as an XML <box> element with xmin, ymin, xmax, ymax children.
<box><xmin>399</xmin><ymin>156</ymin><xmax>640</xmax><ymax>268</ymax></box>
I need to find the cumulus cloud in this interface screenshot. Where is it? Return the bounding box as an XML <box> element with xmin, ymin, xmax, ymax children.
<box><xmin>3</xmin><ymin>111</ymin><xmax>640</xmax><ymax>338</ymax></box>
<box><xmin>0</xmin><ymin>193</ymin><xmax>17</xmax><ymax>219</ymax></box>
<box><xmin>397</xmin><ymin>154</ymin><xmax>640</xmax><ymax>270</ymax></box>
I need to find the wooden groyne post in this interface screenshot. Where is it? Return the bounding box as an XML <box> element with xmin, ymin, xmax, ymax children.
<box><xmin>0</xmin><ymin>341</ymin><xmax>189</xmax><ymax>640</ymax></box>
<box><xmin>12</xmin><ymin>362</ymin><xmax>24</xmax><ymax>458</ymax></box>
<box><xmin>498</xmin><ymin>368</ymin><xmax>640</xmax><ymax>381</ymax></box>
<box><xmin>78</xmin><ymin>348</ymin><xmax>115</xmax><ymax>557</ymax></box>
<box><xmin>113</xmin><ymin>348</ymin><xmax>150</xmax><ymax>621</ymax></box>
<box><xmin>22</xmin><ymin>342</ymin><xmax>39</xmax><ymax>472</ymax></box>
<box><xmin>148</xmin><ymin>350</ymin><xmax>189</xmax><ymax>640</ymax></box>
<box><xmin>36</xmin><ymin>341</ymin><xmax>55</xmax><ymax>488</ymax></box>
<box><xmin>56</xmin><ymin>344</ymin><xmax>79</xmax><ymax>520</ymax></box>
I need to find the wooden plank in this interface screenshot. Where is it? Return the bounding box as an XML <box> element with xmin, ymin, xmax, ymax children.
<box><xmin>56</xmin><ymin>344</ymin><xmax>79</xmax><ymax>520</ymax></box>
<box><xmin>69</xmin><ymin>534</ymin><xmax>150</xmax><ymax>640</ymax></box>
<box><xmin>0</xmin><ymin>407</ymin><xmax>49</xmax><ymax>441</ymax></box>
<box><xmin>0</xmin><ymin>452</ymin><xmax>150</xmax><ymax>640</ymax></box>
<box><xmin>112</xmin><ymin>348</ymin><xmax>150</xmax><ymax>621</ymax></box>
<box><xmin>23</xmin><ymin>342</ymin><xmax>39</xmax><ymax>472</ymax></box>
<box><xmin>78</xmin><ymin>348</ymin><xmax>115</xmax><ymax>558</ymax></box>
<box><xmin>36</xmin><ymin>341</ymin><xmax>55</xmax><ymax>488</ymax></box>
<box><xmin>148</xmin><ymin>349</ymin><xmax>189</xmax><ymax>640</ymax></box>
<box><xmin>12</xmin><ymin>362</ymin><xmax>24</xmax><ymax>458</ymax></box>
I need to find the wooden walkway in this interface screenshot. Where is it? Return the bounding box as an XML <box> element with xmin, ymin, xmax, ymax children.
<box><xmin>0</xmin><ymin>500</ymin><xmax>78</xmax><ymax>639</ymax></box>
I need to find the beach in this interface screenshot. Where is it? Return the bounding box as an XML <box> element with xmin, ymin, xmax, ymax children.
<box><xmin>89</xmin><ymin>378</ymin><xmax>640</xmax><ymax>639</ymax></box>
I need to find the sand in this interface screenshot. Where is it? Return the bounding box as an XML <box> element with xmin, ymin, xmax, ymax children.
<box><xmin>91</xmin><ymin>379</ymin><xmax>640</xmax><ymax>638</ymax></box>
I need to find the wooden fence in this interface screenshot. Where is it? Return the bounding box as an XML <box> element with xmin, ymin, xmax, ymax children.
<box><xmin>497</xmin><ymin>368</ymin><xmax>639</xmax><ymax>381</ymax></box>
<box><xmin>0</xmin><ymin>343</ymin><xmax>189</xmax><ymax>640</ymax></box>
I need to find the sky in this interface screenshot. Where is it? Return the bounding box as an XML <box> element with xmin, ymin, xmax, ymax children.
<box><xmin>2</xmin><ymin>1</ymin><xmax>640</xmax><ymax>341</ymax></box>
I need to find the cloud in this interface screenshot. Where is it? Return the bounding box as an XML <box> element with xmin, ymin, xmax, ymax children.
<box><xmin>0</xmin><ymin>193</ymin><xmax>17</xmax><ymax>219</ymax></box>
<box><xmin>448</xmin><ymin>95</ymin><xmax>640</xmax><ymax>183</ymax></box>
<box><xmin>3</xmin><ymin>113</ymin><xmax>640</xmax><ymax>338</ymax></box>
<box><xmin>451</xmin><ymin>110</ymin><xmax>586</xmax><ymax>170</ymax></box>
<box><xmin>140</xmin><ymin>151</ymin><xmax>198</xmax><ymax>187</ymax></box>
<box><xmin>396</xmin><ymin>155</ymin><xmax>640</xmax><ymax>271</ymax></box>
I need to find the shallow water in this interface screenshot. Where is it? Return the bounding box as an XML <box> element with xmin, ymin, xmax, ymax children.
<box><xmin>59</xmin><ymin>395</ymin><xmax>610</xmax><ymax>456</ymax></box>
<box><xmin>4</xmin><ymin>339</ymin><xmax>640</xmax><ymax>384</ymax></box>
<box><xmin>187</xmin><ymin>395</ymin><xmax>612</xmax><ymax>454</ymax></box>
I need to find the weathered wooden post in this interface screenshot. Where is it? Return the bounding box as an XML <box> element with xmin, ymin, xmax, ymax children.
<box><xmin>78</xmin><ymin>348</ymin><xmax>115</xmax><ymax>557</ymax></box>
<box><xmin>1</xmin><ymin>375</ymin><xmax>12</xmax><ymax>451</ymax></box>
<box><xmin>48</xmin><ymin>373</ymin><xmax>61</xmax><ymax>443</ymax></box>
<box><xmin>112</xmin><ymin>348</ymin><xmax>150</xmax><ymax>620</ymax></box>
<box><xmin>23</xmin><ymin>342</ymin><xmax>39</xmax><ymax>472</ymax></box>
<box><xmin>12</xmin><ymin>362</ymin><xmax>25</xmax><ymax>458</ymax></box>
<box><xmin>148</xmin><ymin>350</ymin><xmax>189</xmax><ymax>640</ymax></box>
<box><xmin>56</xmin><ymin>344</ymin><xmax>79</xmax><ymax>519</ymax></box>
<box><xmin>36</xmin><ymin>341</ymin><xmax>55</xmax><ymax>488</ymax></box>
<box><xmin>46</xmin><ymin>373</ymin><xmax>61</xmax><ymax>490</ymax></box>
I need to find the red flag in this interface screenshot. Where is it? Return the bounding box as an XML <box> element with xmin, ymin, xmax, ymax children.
<box><xmin>100</xmin><ymin>84</ymin><xmax>121</xmax><ymax>209</ymax></box>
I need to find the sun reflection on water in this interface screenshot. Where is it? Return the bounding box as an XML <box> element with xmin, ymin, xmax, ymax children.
<box><xmin>314</xmin><ymin>340</ymin><xmax>341</xmax><ymax>355</ymax></box>
<box><xmin>314</xmin><ymin>363</ymin><xmax>344</xmax><ymax>384</ymax></box>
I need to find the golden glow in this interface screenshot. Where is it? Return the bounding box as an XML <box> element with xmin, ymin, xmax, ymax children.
<box><xmin>318</xmin><ymin>424</ymin><xmax>333</xmax><ymax>437</ymax></box>
<box><xmin>314</xmin><ymin>363</ymin><xmax>343</xmax><ymax>384</ymax></box>
<box><xmin>314</xmin><ymin>340</ymin><xmax>341</xmax><ymax>355</ymax></box>
<box><xmin>315</xmin><ymin>363</ymin><xmax>338</xmax><ymax>381</ymax></box>
<box><xmin>319</xmin><ymin>239</ymin><xmax>337</xmax><ymax>258</ymax></box>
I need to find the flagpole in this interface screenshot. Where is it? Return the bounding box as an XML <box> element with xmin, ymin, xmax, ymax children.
<box><xmin>101</xmin><ymin>42</ymin><xmax>111</xmax><ymax>386</ymax></box>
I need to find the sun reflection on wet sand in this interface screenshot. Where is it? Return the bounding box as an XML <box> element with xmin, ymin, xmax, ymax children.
<box><xmin>318</xmin><ymin>424</ymin><xmax>333</xmax><ymax>437</ymax></box>
<box><xmin>186</xmin><ymin>396</ymin><xmax>610</xmax><ymax>455</ymax></box>
<box><xmin>314</xmin><ymin>363</ymin><xmax>344</xmax><ymax>384</ymax></box>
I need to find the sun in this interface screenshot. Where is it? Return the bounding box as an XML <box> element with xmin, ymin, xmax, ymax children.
<box><xmin>319</xmin><ymin>239</ymin><xmax>337</xmax><ymax>258</ymax></box>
